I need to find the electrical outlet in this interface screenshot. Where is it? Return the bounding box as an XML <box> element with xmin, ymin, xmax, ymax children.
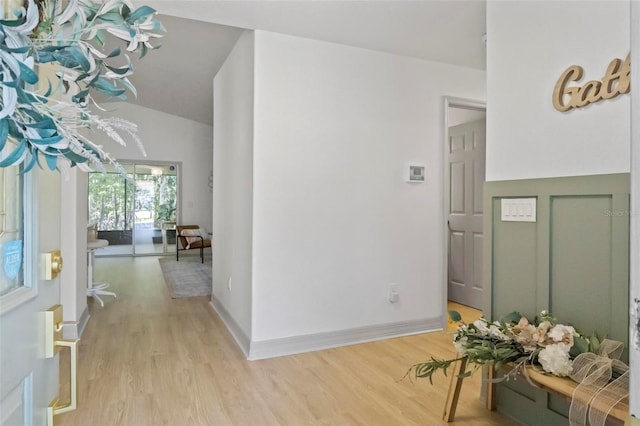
<box><xmin>388</xmin><ymin>283</ymin><xmax>399</xmax><ymax>303</ymax></box>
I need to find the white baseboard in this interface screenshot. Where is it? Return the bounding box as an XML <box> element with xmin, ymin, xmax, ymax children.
<box><xmin>247</xmin><ymin>317</ymin><xmax>441</xmax><ymax>360</ymax></box>
<box><xmin>209</xmin><ymin>296</ymin><xmax>441</xmax><ymax>361</ymax></box>
<box><xmin>62</xmin><ymin>306</ymin><xmax>90</xmax><ymax>340</ymax></box>
<box><xmin>209</xmin><ymin>296</ymin><xmax>250</xmax><ymax>357</ymax></box>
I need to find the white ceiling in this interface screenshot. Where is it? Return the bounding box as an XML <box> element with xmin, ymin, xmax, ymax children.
<box><xmin>126</xmin><ymin>1</ymin><xmax>487</xmax><ymax>125</ymax></box>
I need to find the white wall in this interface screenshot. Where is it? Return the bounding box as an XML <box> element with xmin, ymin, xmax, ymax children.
<box><xmin>250</xmin><ymin>31</ymin><xmax>486</xmax><ymax>342</ymax></box>
<box><xmin>212</xmin><ymin>31</ymin><xmax>255</xmax><ymax>339</ymax></box>
<box><xmin>96</xmin><ymin>103</ymin><xmax>214</xmax><ymax>230</ymax></box>
<box><xmin>486</xmin><ymin>0</ymin><xmax>630</xmax><ymax>182</ymax></box>
<box><xmin>60</xmin><ymin>169</ymin><xmax>88</xmax><ymax>339</ymax></box>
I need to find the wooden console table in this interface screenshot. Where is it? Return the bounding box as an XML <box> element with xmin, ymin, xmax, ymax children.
<box><xmin>443</xmin><ymin>358</ymin><xmax>630</xmax><ymax>423</ymax></box>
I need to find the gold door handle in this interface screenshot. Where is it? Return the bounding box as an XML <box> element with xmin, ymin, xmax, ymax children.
<box><xmin>49</xmin><ymin>339</ymin><xmax>78</xmax><ymax>416</ymax></box>
<box><xmin>44</xmin><ymin>305</ymin><xmax>79</xmax><ymax>425</ymax></box>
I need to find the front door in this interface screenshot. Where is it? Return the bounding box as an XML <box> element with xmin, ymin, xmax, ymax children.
<box><xmin>0</xmin><ymin>167</ymin><xmax>62</xmax><ymax>425</ymax></box>
<box><xmin>447</xmin><ymin>118</ymin><xmax>485</xmax><ymax>309</ymax></box>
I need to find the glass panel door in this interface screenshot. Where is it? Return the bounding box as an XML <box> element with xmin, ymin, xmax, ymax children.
<box><xmin>0</xmin><ymin>164</ymin><xmax>23</xmax><ymax>296</ymax></box>
<box><xmin>133</xmin><ymin>164</ymin><xmax>177</xmax><ymax>255</ymax></box>
<box><xmin>88</xmin><ymin>164</ymin><xmax>134</xmax><ymax>256</ymax></box>
<box><xmin>88</xmin><ymin>162</ymin><xmax>177</xmax><ymax>257</ymax></box>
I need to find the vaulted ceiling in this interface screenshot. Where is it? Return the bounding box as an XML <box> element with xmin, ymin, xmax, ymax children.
<box><xmin>125</xmin><ymin>1</ymin><xmax>487</xmax><ymax>126</ymax></box>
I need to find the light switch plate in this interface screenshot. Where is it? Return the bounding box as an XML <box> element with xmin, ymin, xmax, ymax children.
<box><xmin>501</xmin><ymin>198</ymin><xmax>537</xmax><ymax>222</ymax></box>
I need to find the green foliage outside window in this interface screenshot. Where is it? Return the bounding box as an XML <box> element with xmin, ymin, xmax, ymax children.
<box><xmin>88</xmin><ymin>171</ymin><xmax>176</xmax><ymax>231</ymax></box>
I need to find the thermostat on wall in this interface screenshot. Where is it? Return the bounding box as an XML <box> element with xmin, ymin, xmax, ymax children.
<box><xmin>406</xmin><ymin>165</ymin><xmax>426</xmax><ymax>182</ymax></box>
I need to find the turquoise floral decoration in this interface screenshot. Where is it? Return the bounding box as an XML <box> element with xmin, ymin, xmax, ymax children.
<box><xmin>0</xmin><ymin>0</ymin><xmax>164</xmax><ymax>175</ymax></box>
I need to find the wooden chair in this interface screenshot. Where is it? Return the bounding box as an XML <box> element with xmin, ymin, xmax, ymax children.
<box><xmin>175</xmin><ymin>225</ymin><xmax>211</xmax><ymax>263</ymax></box>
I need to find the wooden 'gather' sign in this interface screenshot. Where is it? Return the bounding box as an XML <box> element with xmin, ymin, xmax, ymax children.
<box><xmin>552</xmin><ymin>54</ymin><xmax>630</xmax><ymax>112</ymax></box>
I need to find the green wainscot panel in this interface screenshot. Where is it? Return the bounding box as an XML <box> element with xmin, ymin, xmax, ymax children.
<box><xmin>484</xmin><ymin>173</ymin><xmax>630</xmax><ymax>426</ymax></box>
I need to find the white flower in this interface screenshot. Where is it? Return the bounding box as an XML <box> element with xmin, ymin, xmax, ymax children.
<box><xmin>488</xmin><ymin>322</ymin><xmax>509</xmax><ymax>341</ymax></box>
<box><xmin>547</xmin><ymin>324</ymin><xmax>576</xmax><ymax>346</ymax></box>
<box><xmin>473</xmin><ymin>319</ymin><xmax>490</xmax><ymax>335</ymax></box>
<box><xmin>453</xmin><ymin>336</ymin><xmax>468</xmax><ymax>355</ymax></box>
<box><xmin>538</xmin><ymin>343</ymin><xmax>573</xmax><ymax>376</ymax></box>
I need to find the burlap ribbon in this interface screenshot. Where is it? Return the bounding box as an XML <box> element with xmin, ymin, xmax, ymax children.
<box><xmin>568</xmin><ymin>339</ymin><xmax>629</xmax><ymax>426</ymax></box>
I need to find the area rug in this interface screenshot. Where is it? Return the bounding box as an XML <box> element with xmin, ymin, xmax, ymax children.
<box><xmin>158</xmin><ymin>256</ymin><xmax>212</xmax><ymax>298</ymax></box>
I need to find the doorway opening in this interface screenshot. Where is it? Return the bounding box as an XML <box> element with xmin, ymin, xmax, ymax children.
<box><xmin>443</xmin><ymin>97</ymin><xmax>486</xmax><ymax>311</ymax></box>
<box><xmin>88</xmin><ymin>162</ymin><xmax>179</xmax><ymax>257</ymax></box>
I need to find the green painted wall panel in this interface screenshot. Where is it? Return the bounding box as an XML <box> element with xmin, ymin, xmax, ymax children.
<box><xmin>484</xmin><ymin>173</ymin><xmax>630</xmax><ymax>425</ymax></box>
<box><xmin>550</xmin><ymin>195</ymin><xmax>613</xmax><ymax>337</ymax></box>
<box><xmin>491</xmin><ymin>198</ymin><xmax>538</xmax><ymax>320</ymax></box>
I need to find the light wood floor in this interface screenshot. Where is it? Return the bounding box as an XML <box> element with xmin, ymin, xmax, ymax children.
<box><xmin>58</xmin><ymin>257</ymin><xmax>517</xmax><ymax>426</ymax></box>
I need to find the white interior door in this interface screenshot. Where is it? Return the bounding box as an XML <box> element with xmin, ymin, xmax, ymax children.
<box><xmin>0</xmin><ymin>167</ymin><xmax>62</xmax><ymax>425</ymax></box>
<box><xmin>447</xmin><ymin>117</ymin><xmax>486</xmax><ymax>309</ymax></box>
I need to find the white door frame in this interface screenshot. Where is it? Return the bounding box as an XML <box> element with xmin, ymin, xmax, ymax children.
<box><xmin>629</xmin><ymin>0</ymin><xmax>639</xmax><ymax>418</ymax></box>
<box><xmin>441</xmin><ymin>96</ymin><xmax>486</xmax><ymax>326</ymax></box>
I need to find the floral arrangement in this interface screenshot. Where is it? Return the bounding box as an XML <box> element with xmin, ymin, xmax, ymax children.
<box><xmin>406</xmin><ymin>310</ymin><xmax>602</xmax><ymax>384</ymax></box>
<box><xmin>0</xmin><ymin>0</ymin><xmax>164</xmax><ymax>175</ymax></box>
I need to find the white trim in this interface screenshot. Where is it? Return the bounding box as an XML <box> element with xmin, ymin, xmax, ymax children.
<box><xmin>77</xmin><ymin>306</ymin><xmax>90</xmax><ymax>338</ymax></box>
<box><xmin>0</xmin><ymin>287</ymin><xmax>37</xmax><ymax>316</ymax></box>
<box><xmin>247</xmin><ymin>317</ymin><xmax>442</xmax><ymax>361</ymax></box>
<box><xmin>209</xmin><ymin>296</ymin><xmax>250</xmax><ymax>357</ymax></box>
<box><xmin>629</xmin><ymin>0</ymin><xmax>639</xmax><ymax>418</ymax></box>
<box><xmin>62</xmin><ymin>306</ymin><xmax>90</xmax><ymax>340</ymax></box>
<box><xmin>0</xmin><ymin>172</ymin><xmax>38</xmax><ymax>317</ymax></box>
<box><xmin>0</xmin><ymin>376</ymin><xmax>24</xmax><ymax>425</ymax></box>
<box><xmin>442</xmin><ymin>96</ymin><xmax>487</xmax><ymax>325</ymax></box>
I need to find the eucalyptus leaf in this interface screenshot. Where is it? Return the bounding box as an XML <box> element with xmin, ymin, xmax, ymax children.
<box><xmin>72</xmin><ymin>89</ymin><xmax>90</xmax><ymax>103</ymax></box>
<box><xmin>23</xmin><ymin>118</ymin><xmax>56</xmax><ymax>129</ymax></box>
<box><xmin>30</xmin><ymin>135</ymin><xmax>64</xmax><ymax>145</ymax></box>
<box><xmin>94</xmin><ymin>29</ymin><xmax>106</xmax><ymax>46</ymax></box>
<box><xmin>98</xmin><ymin>11</ymin><xmax>126</xmax><ymax>25</ymax></box>
<box><xmin>139</xmin><ymin>43</ymin><xmax>148</xmax><ymax>59</ymax></box>
<box><xmin>68</xmin><ymin>47</ymin><xmax>91</xmax><ymax>71</ymax></box>
<box><xmin>91</xmin><ymin>77</ymin><xmax>126</xmax><ymax>97</ymax></box>
<box><xmin>448</xmin><ymin>310</ymin><xmax>462</xmax><ymax>323</ymax></box>
<box><xmin>105</xmin><ymin>64</ymin><xmax>132</xmax><ymax>75</ymax></box>
<box><xmin>2</xmin><ymin>78</ymin><xmax>19</xmax><ymax>89</ymax></box>
<box><xmin>119</xmin><ymin>77</ymin><xmax>137</xmax><ymax>98</ymax></box>
<box><xmin>21</xmin><ymin>151</ymin><xmax>38</xmax><ymax>173</ymax></box>
<box><xmin>44</xmin><ymin>153</ymin><xmax>58</xmax><ymax>171</ymax></box>
<box><xmin>0</xmin><ymin>120</ymin><xmax>8</xmax><ymax>151</ymax></box>
<box><xmin>500</xmin><ymin>311</ymin><xmax>522</xmax><ymax>324</ymax></box>
<box><xmin>126</xmin><ymin>5</ymin><xmax>156</xmax><ymax>24</ymax></box>
<box><xmin>106</xmin><ymin>47</ymin><xmax>121</xmax><ymax>58</ymax></box>
<box><xmin>0</xmin><ymin>17</ymin><xmax>27</xmax><ymax>27</ymax></box>
<box><xmin>61</xmin><ymin>149</ymin><xmax>90</xmax><ymax>164</ymax></box>
<box><xmin>0</xmin><ymin>139</ymin><xmax>27</xmax><ymax>167</ymax></box>
<box><xmin>3</xmin><ymin>45</ymin><xmax>29</xmax><ymax>54</ymax></box>
<box><xmin>570</xmin><ymin>335</ymin><xmax>590</xmax><ymax>357</ymax></box>
<box><xmin>18</xmin><ymin>62</ymin><xmax>38</xmax><ymax>84</ymax></box>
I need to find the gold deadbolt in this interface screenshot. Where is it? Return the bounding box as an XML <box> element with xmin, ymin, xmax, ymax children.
<box><xmin>44</xmin><ymin>250</ymin><xmax>63</xmax><ymax>280</ymax></box>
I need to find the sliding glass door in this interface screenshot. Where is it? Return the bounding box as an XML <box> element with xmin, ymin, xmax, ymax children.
<box><xmin>88</xmin><ymin>165</ymin><xmax>135</xmax><ymax>256</ymax></box>
<box><xmin>133</xmin><ymin>165</ymin><xmax>177</xmax><ymax>255</ymax></box>
<box><xmin>88</xmin><ymin>162</ymin><xmax>178</xmax><ymax>257</ymax></box>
